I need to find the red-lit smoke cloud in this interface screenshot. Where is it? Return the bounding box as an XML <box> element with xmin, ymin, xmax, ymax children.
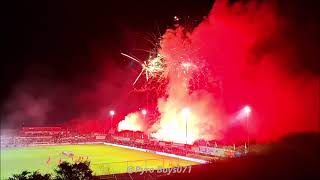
<box><xmin>119</xmin><ymin>0</ymin><xmax>319</xmax><ymax>143</ymax></box>
<box><xmin>190</xmin><ymin>0</ymin><xmax>318</xmax><ymax>141</ymax></box>
<box><xmin>118</xmin><ymin>112</ymin><xmax>148</xmax><ymax>132</ymax></box>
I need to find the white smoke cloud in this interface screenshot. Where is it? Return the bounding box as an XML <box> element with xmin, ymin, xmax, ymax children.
<box><xmin>118</xmin><ymin>112</ymin><xmax>148</xmax><ymax>132</ymax></box>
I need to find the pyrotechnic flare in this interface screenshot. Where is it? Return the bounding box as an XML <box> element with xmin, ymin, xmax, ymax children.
<box><xmin>121</xmin><ymin>52</ymin><xmax>165</xmax><ymax>85</ymax></box>
<box><xmin>119</xmin><ymin>25</ymin><xmax>224</xmax><ymax>144</ymax></box>
<box><xmin>118</xmin><ymin>112</ymin><xmax>147</xmax><ymax>132</ymax></box>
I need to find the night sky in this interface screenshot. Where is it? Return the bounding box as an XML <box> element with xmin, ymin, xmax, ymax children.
<box><xmin>1</xmin><ymin>0</ymin><xmax>214</xmax><ymax>127</ymax></box>
<box><xmin>2</xmin><ymin>0</ymin><xmax>213</xmax><ymax>94</ymax></box>
<box><xmin>1</xmin><ymin>0</ymin><xmax>320</xmax><ymax>128</ymax></box>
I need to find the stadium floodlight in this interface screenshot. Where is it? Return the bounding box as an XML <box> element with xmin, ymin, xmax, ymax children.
<box><xmin>242</xmin><ymin>105</ymin><xmax>251</xmax><ymax>152</ymax></box>
<box><xmin>109</xmin><ymin>110</ymin><xmax>115</xmax><ymax>133</ymax></box>
<box><xmin>244</xmin><ymin>105</ymin><xmax>251</xmax><ymax>115</ymax></box>
<box><xmin>141</xmin><ymin>109</ymin><xmax>147</xmax><ymax>115</ymax></box>
<box><xmin>109</xmin><ymin>110</ymin><xmax>115</xmax><ymax>116</ymax></box>
<box><xmin>181</xmin><ymin>107</ymin><xmax>191</xmax><ymax>119</ymax></box>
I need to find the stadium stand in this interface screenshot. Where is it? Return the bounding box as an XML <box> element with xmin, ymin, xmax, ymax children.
<box><xmin>1</xmin><ymin>127</ymin><xmax>247</xmax><ymax>161</ymax></box>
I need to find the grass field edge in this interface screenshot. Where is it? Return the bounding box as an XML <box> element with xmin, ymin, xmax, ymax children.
<box><xmin>102</xmin><ymin>142</ymin><xmax>208</xmax><ymax>164</ymax></box>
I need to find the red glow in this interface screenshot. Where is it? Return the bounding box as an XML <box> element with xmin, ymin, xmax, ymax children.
<box><xmin>109</xmin><ymin>110</ymin><xmax>115</xmax><ymax>116</ymax></box>
<box><xmin>243</xmin><ymin>106</ymin><xmax>251</xmax><ymax>115</ymax></box>
<box><xmin>117</xmin><ymin>0</ymin><xmax>318</xmax><ymax>143</ymax></box>
<box><xmin>67</xmin><ymin>0</ymin><xmax>318</xmax><ymax>144</ymax></box>
<box><xmin>191</xmin><ymin>0</ymin><xmax>318</xmax><ymax>142</ymax></box>
<box><xmin>141</xmin><ymin>109</ymin><xmax>147</xmax><ymax>115</ymax></box>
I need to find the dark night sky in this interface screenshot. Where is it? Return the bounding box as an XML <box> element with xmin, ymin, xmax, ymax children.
<box><xmin>1</xmin><ymin>0</ymin><xmax>214</xmax><ymax>127</ymax></box>
<box><xmin>2</xmin><ymin>0</ymin><xmax>213</xmax><ymax>94</ymax></box>
<box><xmin>1</xmin><ymin>0</ymin><xmax>320</xmax><ymax>127</ymax></box>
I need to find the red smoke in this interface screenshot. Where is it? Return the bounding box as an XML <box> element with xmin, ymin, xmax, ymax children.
<box><xmin>190</xmin><ymin>0</ymin><xmax>318</xmax><ymax>141</ymax></box>
<box><xmin>118</xmin><ymin>0</ymin><xmax>318</xmax><ymax>143</ymax></box>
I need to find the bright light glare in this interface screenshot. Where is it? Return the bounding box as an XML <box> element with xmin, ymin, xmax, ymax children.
<box><xmin>109</xmin><ymin>110</ymin><xmax>115</xmax><ymax>116</ymax></box>
<box><xmin>181</xmin><ymin>62</ymin><xmax>192</xmax><ymax>68</ymax></box>
<box><xmin>244</xmin><ymin>106</ymin><xmax>251</xmax><ymax>114</ymax></box>
<box><xmin>141</xmin><ymin>109</ymin><xmax>147</xmax><ymax>115</ymax></box>
<box><xmin>181</xmin><ymin>107</ymin><xmax>191</xmax><ymax>118</ymax></box>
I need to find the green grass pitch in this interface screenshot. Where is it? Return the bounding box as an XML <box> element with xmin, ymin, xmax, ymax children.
<box><xmin>0</xmin><ymin>144</ymin><xmax>197</xmax><ymax>179</ymax></box>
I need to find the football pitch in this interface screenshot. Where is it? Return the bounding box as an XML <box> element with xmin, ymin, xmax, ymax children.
<box><xmin>0</xmin><ymin>144</ymin><xmax>198</xmax><ymax>179</ymax></box>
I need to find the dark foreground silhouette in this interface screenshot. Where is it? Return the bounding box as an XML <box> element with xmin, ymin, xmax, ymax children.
<box><xmin>8</xmin><ymin>161</ymin><xmax>92</xmax><ymax>180</ymax></box>
<box><xmin>159</xmin><ymin>132</ymin><xmax>320</xmax><ymax>180</ymax></box>
<box><xmin>99</xmin><ymin>132</ymin><xmax>320</xmax><ymax>180</ymax></box>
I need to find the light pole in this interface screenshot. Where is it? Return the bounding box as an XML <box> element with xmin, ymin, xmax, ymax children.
<box><xmin>141</xmin><ymin>109</ymin><xmax>147</xmax><ymax>121</ymax></box>
<box><xmin>182</xmin><ymin>107</ymin><xmax>191</xmax><ymax>145</ymax></box>
<box><xmin>109</xmin><ymin>110</ymin><xmax>115</xmax><ymax>133</ymax></box>
<box><xmin>243</xmin><ymin>106</ymin><xmax>251</xmax><ymax>152</ymax></box>
<box><xmin>186</xmin><ymin>117</ymin><xmax>188</xmax><ymax>145</ymax></box>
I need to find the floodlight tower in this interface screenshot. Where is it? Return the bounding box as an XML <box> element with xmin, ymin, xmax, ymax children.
<box><xmin>243</xmin><ymin>105</ymin><xmax>251</xmax><ymax>151</ymax></box>
<box><xmin>141</xmin><ymin>109</ymin><xmax>147</xmax><ymax>121</ymax></box>
<box><xmin>109</xmin><ymin>110</ymin><xmax>115</xmax><ymax>132</ymax></box>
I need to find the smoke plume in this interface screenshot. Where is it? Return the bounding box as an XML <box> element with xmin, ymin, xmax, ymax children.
<box><xmin>119</xmin><ymin>0</ymin><xmax>319</xmax><ymax>143</ymax></box>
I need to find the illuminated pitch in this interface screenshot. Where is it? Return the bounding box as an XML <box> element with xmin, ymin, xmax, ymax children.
<box><xmin>0</xmin><ymin>144</ymin><xmax>197</xmax><ymax>178</ymax></box>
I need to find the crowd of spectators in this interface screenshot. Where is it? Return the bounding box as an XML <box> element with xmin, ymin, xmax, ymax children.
<box><xmin>1</xmin><ymin>127</ymin><xmax>246</xmax><ymax>160</ymax></box>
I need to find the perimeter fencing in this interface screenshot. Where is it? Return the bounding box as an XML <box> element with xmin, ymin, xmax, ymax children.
<box><xmin>91</xmin><ymin>158</ymin><xmax>193</xmax><ymax>175</ymax></box>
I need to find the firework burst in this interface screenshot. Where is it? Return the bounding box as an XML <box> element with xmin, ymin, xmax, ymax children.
<box><xmin>121</xmin><ymin>52</ymin><xmax>166</xmax><ymax>85</ymax></box>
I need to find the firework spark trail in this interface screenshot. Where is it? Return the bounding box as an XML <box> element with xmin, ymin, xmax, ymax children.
<box><xmin>120</xmin><ymin>53</ymin><xmax>141</xmax><ymax>64</ymax></box>
<box><xmin>121</xmin><ymin>53</ymin><xmax>146</xmax><ymax>85</ymax></box>
<box><xmin>121</xmin><ymin>52</ymin><xmax>166</xmax><ymax>85</ymax></box>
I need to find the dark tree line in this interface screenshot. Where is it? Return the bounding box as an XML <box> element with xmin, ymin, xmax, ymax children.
<box><xmin>8</xmin><ymin>161</ymin><xmax>93</xmax><ymax>180</ymax></box>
